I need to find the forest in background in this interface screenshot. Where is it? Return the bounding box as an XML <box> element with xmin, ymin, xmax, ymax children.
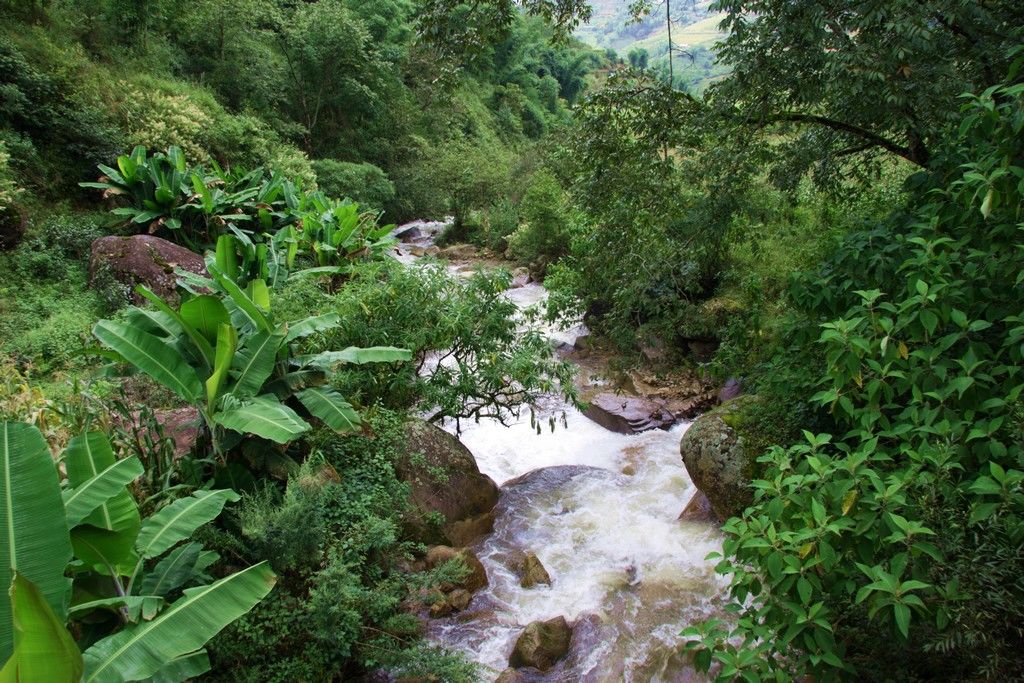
<box><xmin>1</xmin><ymin>0</ymin><xmax>1024</xmax><ymax>681</ymax></box>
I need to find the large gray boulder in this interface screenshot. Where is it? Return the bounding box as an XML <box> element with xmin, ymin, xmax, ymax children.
<box><xmin>679</xmin><ymin>396</ymin><xmax>760</xmax><ymax>519</ymax></box>
<box><xmin>90</xmin><ymin>235</ymin><xmax>207</xmax><ymax>304</ymax></box>
<box><xmin>396</xmin><ymin>419</ymin><xmax>500</xmax><ymax>545</ymax></box>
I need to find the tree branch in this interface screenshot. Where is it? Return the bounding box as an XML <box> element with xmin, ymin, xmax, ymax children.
<box><xmin>759</xmin><ymin>113</ymin><xmax>926</xmax><ymax>166</ymax></box>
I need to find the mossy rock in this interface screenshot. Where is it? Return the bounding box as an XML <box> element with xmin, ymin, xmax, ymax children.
<box><xmin>679</xmin><ymin>395</ymin><xmax>762</xmax><ymax>519</ymax></box>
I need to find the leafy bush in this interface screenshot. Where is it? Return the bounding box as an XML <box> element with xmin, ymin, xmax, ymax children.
<box><xmin>685</xmin><ymin>63</ymin><xmax>1024</xmax><ymax>682</ymax></box>
<box><xmin>274</xmin><ymin>259</ymin><xmax>576</xmax><ymax>426</ymax></box>
<box><xmin>506</xmin><ymin>169</ymin><xmax>571</xmax><ymax>271</ymax></box>
<box><xmin>312</xmin><ymin>159</ymin><xmax>396</xmax><ymax>212</ymax></box>
<box><xmin>206</xmin><ymin>412</ymin><xmax>477</xmax><ymax>682</ymax></box>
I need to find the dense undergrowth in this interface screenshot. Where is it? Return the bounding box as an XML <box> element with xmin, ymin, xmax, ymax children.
<box><xmin>2</xmin><ymin>0</ymin><xmax>1024</xmax><ymax>681</ymax></box>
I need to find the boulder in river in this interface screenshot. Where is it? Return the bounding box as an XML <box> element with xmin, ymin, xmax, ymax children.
<box><xmin>679</xmin><ymin>396</ymin><xmax>760</xmax><ymax>519</ymax></box>
<box><xmin>509</xmin><ymin>616</ymin><xmax>573</xmax><ymax>671</ymax></box>
<box><xmin>425</xmin><ymin>545</ymin><xmax>489</xmax><ymax>593</ymax></box>
<box><xmin>584</xmin><ymin>392</ymin><xmax>674</xmax><ymax>434</ymax></box>
<box><xmin>677</xmin><ymin>490</ymin><xmax>716</xmax><ymax>523</ymax></box>
<box><xmin>397</xmin><ymin>419</ymin><xmax>500</xmax><ymax>545</ymax></box>
<box><xmin>495</xmin><ymin>669</ymin><xmax>529</xmax><ymax>683</ymax></box>
<box><xmin>519</xmin><ymin>552</ymin><xmax>551</xmax><ymax>588</ymax></box>
<box><xmin>90</xmin><ymin>234</ymin><xmax>207</xmax><ymax>304</ymax></box>
<box><xmin>510</xmin><ymin>267</ymin><xmax>531</xmax><ymax>288</ymax></box>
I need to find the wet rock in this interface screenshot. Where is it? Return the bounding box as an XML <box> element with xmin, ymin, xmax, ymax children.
<box><xmin>620</xmin><ymin>464</ymin><xmax>636</xmax><ymax>476</ymax></box>
<box><xmin>680</xmin><ymin>396</ymin><xmax>760</xmax><ymax>519</ymax></box>
<box><xmin>446</xmin><ymin>510</ymin><xmax>496</xmax><ymax>547</ymax></box>
<box><xmin>425</xmin><ymin>546</ymin><xmax>489</xmax><ymax>593</ymax></box>
<box><xmin>718</xmin><ymin>378</ymin><xmax>743</xmax><ymax>403</ymax></box>
<box><xmin>394</xmin><ymin>225</ymin><xmax>423</xmax><ymax>241</ymax></box>
<box><xmin>509</xmin><ymin>616</ymin><xmax>573</xmax><ymax>671</ymax></box>
<box><xmin>448</xmin><ymin>588</ymin><xmax>472</xmax><ymax>611</ymax></box>
<box><xmin>519</xmin><ymin>552</ymin><xmax>551</xmax><ymax>588</ymax></box>
<box><xmin>90</xmin><ymin>235</ymin><xmax>207</xmax><ymax>304</ymax></box>
<box><xmin>495</xmin><ymin>669</ymin><xmax>528</xmax><ymax>683</ymax></box>
<box><xmin>677</xmin><ymin>490</ymin><xmax>716</xmax><ymax>523</ymax></box>
<box><xmin>429</xmin><ymin>598</ymin><xmax>453</xmax><ymax>618</ymax></box>
<box><xmin>510</xmin><ymin>267</ymin><xmax>531</xmax><ymax>288</ymax></box>
<box><xmin>584</xmin><ymin>393</ymin><xmax>674</xmax><ymax>434</ymax></box>
<box><xmin>397</xmin><ymin>419</ymin><xmax>500</xmax><ymax>545</ymax></box>
<box><xmin>438</xmin><ymin>243</ymin><xmax>478</xmax><ymax>260</ymax></box>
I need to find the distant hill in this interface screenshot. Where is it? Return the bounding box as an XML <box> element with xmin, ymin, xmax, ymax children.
<box><xmin>574</xmin><ymin>0</ymin><xmax>729</xmax><ymax>92</ymax></box>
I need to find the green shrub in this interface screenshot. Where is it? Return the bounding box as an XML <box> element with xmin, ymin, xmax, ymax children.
<box><xmin>686</xmin><ymin>66</ymin><xmax>1024</xmax><ymax>683</ymax></box>
<box><xmin>312</xmin><ymin>159</ymin><xmax>396</xmax><ymax>212</ymax></box>
<box><xmin>207</xmin><ymin>412</ymin><xmax>476</xmax><ymax>682</ymax></box>
<box><xmin>506</xmin><ymin>169</ymin><xmax>571</xmax><ymax>270</ymax></box>
<box><xmin>274</xmin><ymin>259</ymin><xmax>576</xmax><ymax>425</ymax></box>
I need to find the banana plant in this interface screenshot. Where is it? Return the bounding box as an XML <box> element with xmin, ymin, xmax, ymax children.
<box><xmin>91</xmin><ymin>266</ymin><xmax>411</xmax><ymax>456</ymax></box>
<box><xmin>0</xmin><ymin>422</ymin><xmax>276</xmax><ymax>682</ymax></box>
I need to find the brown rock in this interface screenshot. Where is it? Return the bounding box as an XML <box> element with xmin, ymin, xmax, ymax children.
<box><xmin>446</xmin><ymin>510</ymin><xmax>496</xmax><ymax>547</ymax></box>
<box><xmin>89</xmin><ymin>235</ymin><xmax>207</xmax><ymax>304</ymax></box>
<box><xmin>621</xmin><ymin>464</ymin><xmax>636</xmax><ymax>476</ymax></box>
<box><xmin>510</xmin><ymin>267</ymin><xmax>531</xmax><ymax>288</ymax></box>
<box><xmin>429</xmin><ymin>598</ymin><xmax>453</xmax><ymax>618</ymax></box>
<box><xmin>448</xmin><ymin>588</ymin><xmax>472</xmax><ymax>611</ymax></box>
<box><xmin>678</xmin><ymin>490</ymin><xmax>716</xmax><ymax>522</ymax></box>
<box><xmin>583</xmin><ymin>393</ymin><xmax>675</xmax><ymax>434</ymax></box>
<box><xmin>495</xmin><ymin>669</ymin><xmax>528</xmax><ymax>683</ymax></box>
<box><xmin>397</xmin><ymin>419</ymin><xmax>500</xmax><ymax>545</ymax></box>
<box><xmin>425</xmin><ymin>546</ymin><xmax>488</xmax><ymax>593</ymax></box>
<box><xmin>509</xmin><ymin>616</ymin><xmax>572</xmax><ymax>671</ymax></box>
<box><xmin>519</xmin><ymin>553</ymin><xmax>551</xmax><ymax>588</ymax></box>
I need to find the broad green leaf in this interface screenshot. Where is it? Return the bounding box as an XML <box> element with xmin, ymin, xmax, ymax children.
<box><xmin>64</xmin><ymin>432</ymin><xmax>141</xmax><ymax>536</ymax></box>
<box><xmin>208</xmin><ymin>265</ymin><xmax>271</xmax><ymax>333</ymax></box>
<box><xmin>93</xmin><ymin>320</ymin><xmax>203</xmax><ymax>402</ymax></box>
<box><xmin>206</xmin><ymin>323</ymin><xmax>238</xmax><ymax>411</ymax></box>
<box><xmin>135</xmin><ymin>286</ymin><xmax>214</xmax><ymax>371</ymax></box>
<box><xmin>0</xmin><ymin>573</ymin><xmax>82</xmax><ymax>683</ymax></box>
<box><xmin>135</xmin><ymin>490</ymin><xmax>240</xmax><ymax>561</ymax></box>
<box><xmin>214</xmin><ymin>397</ymin><xmax>310</xmax><ymax>444</ymax></box>
<box><xmin>296</xmin><ymin>387</ymin><xmax>361</xmax><ymax>433</ymax></box>
<box><xmin>214</xmin><ymin>235</ymin><xmax>239</xmax><ymax>281</ymax></box>
<box><xmin>71</xmin><ymin>527</ymin><xmax>138</xmax><ymax>577</ymax></box>
<box><xmin>230</xmin><ymin>330</ymin><xmax>286</xmax><ymax>399</ymax></box>
<box><xmin>284</xmin><ymin>313</ymin><xmax>342</xmax><ymax>342</ymax></box>
<box><xmin>293</xmin><ymin>346</ymin><xmax>412</xmax><ymax>371</ymax></box>
<box><xmin>180</xmin><ymin>296</ymin><xmax>230</xmax><ymax>343</ymax></box>
<box><xmin>63</xmin><ymin>457</ymin><xmax>144</xmax><ymax>529</ymax></box>
<box><xmin>0</xmin><ymin>423</ymin><xmax>73</xmax><ymax>663</ymax></box>
<box><xmin>138</xmin><ymin>543</ymin><xmax>203</xmax><ymax>597</ymax></box>
<box><xmin>149</xmin><ymin>651</ymin><xmax>211</xmax><ymax>683</ymax></box>
<box><xmin>68</xmin><ymin>595</ymin><xmax>163</xmax><ymax>622</ymax></box>
<box><xmin>81</xmin><ymin>562</ymin><xmax>276</xmax><ymax>683</ymax></box>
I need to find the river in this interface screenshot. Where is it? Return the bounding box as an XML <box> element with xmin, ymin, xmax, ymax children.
<box><xmin>394</xmin><ymin>222</ymin><xmax>726</xmax><ymax>682</ymax></box>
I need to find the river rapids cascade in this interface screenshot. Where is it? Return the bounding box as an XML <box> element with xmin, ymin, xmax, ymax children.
<box><xmin>393</xmin><ymin>221</ymin><xmax>727</xmax><ymax>682</ymax></box>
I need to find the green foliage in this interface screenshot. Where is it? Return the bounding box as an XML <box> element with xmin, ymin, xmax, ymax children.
<box><xmin>274</xmin><ymin>259</ymin><xmax>576</xmax><ymax>426</ymax></box>
<box><xmin>206</xmin><ymin>412</ymin><xmax>476</xmax><ymax>682</ymax></box>
<box><xmin>685</xmin><ymin>60</ymin><xmax>1024</xmax><ymax>682</ymax></box>
<box><xmin>91</xmin><ymin>265</ymin><xmax>410</xmax><ymax>461</ymax></box>
<box><xmin>0</xmin><ymin>142</ymin><xmax>21</xmax><ymax>211</ymax></box>
<box><xmin>506</xmin><ymin>168</ymin><xmax>572</xmax><ymax>270</ymax></box>
<box><xmin>311</xmin><ymin>159</ymin><xmax>396</xmax><ymax>212</ymax></box>
<box><xmin>0</xmin><ymin>421</ymin><xmax>274</xmax><ymax>682</ymax></box>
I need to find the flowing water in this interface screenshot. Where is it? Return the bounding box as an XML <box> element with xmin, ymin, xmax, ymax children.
<box><xmin>393</xmin><ymin>225</ymin><xmax>726</xmax><ymax>682</ymax></box>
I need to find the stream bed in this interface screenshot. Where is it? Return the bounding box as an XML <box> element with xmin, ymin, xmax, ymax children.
<box><xmin>394</xmin><ymin>224</ymin><xmax>726</xmax><ymax>682</ymax></box>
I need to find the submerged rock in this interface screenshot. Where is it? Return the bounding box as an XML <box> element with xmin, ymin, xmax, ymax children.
<box><xmin>89</xmin><ymin>235</ymin><xmax>207</xmax><ymax>304</ymax></box>
<box><xmin>519</xmin><ymin>552</ymin><xmax>551</xmax><ymax>588</ymax></box>
<box><xmin>583</xmin><ymin>392</ymin><xmax>674</xmax><ymax>434</ymax></box>
<box><xmin>677</xmin><ymin>490</ymin><xmax>716</xmax><ymax>523</ymax></box>
<box><xmin>397</xmin><ymin>419</ymin><xmax>500</xmax><ymax>545</ymax></box>
<box><xmin>509</xmin><ymin>616</ymin><xmax>573</xmax><ymax>671</ymax></box>
<box><xmin>679</xmin><ymin>396</ymin><xmax>760</xmax><ymax>519</ymax></box>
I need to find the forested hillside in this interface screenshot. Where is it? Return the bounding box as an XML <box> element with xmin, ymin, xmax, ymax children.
<box><xmin>1</xmin><ymin>0</ymin><xmax>1024</xmax><ymax>682</ymax></box>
